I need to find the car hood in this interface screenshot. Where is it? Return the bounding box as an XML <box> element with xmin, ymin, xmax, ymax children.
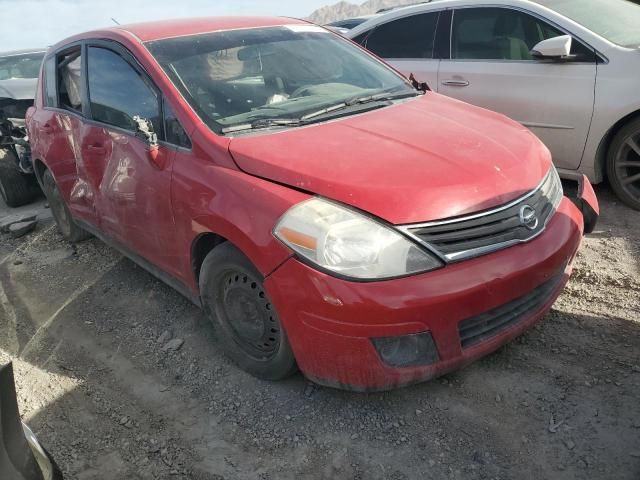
<box><xmin>0</xmin><ymin>78</ymin><xmax>37</xmax><ymax>101</ymax></box>
<box><xmin>228</xmin><ymin>94</ymin><xmax>551</xmax><ymax>224</ymax></box>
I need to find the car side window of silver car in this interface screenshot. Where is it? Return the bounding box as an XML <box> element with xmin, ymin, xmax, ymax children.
<box><xmin>364</xmin><ymin>12</ymin><xmax>439</xmax><ymax>59</ymax></box>
<box><xmin>451</xmin><ymin>7</ymin><xmax>595</xmax><ymax>61</ymax></box>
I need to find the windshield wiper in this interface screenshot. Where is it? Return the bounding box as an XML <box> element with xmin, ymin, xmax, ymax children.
<box><xmin>346</xmin><ymin>90</ymin><xmax>421</xmax><ymax>106</ymax></box>
<box><xmin>221</xmin><ymin>90</ymin><xmax>421</xmax><ymax>134</ymax></box>
<box><xmin>301</xmin><ymin>90</ymin><xmax>419</xmax><ymax>121</ymax></box>
<box><xmin>221</xmin><ymin>118</ymin><xmax>301</xmax><ymax>134</ymax></box>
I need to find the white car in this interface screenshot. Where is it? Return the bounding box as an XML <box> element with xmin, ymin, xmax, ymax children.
<box><xmin>347</xmin><ymin>0</ymin><xmax>640</xmax><ymax>209</ymax></box>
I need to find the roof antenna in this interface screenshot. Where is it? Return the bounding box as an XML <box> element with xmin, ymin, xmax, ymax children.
<box><xmin>111</xmin><ymin>17</ymin><xmax>120</xmax><ymax>25</ymax></box>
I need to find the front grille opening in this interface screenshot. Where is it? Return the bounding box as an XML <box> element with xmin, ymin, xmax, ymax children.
<box><xmin>458</xmin><ymin>273</ymin><xmax>564</xmax><ymax>349</ymax></box>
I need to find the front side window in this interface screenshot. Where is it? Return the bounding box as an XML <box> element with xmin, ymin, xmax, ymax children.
<box><xmin>146</xmin><ymin>25</ymin><xmax>416</xmax><ymax>134</ymax></box>
<box><xmin>452</xmin><ymin>7</ymin><xmax>593</xmax><ymax>61</ymax></box>
<box><xmin>365</xmin><ymin>13</ymin><xmax>439</xmax><ymax>59</ymax></box>
<box><xmin>87</xmin><ymin>46</ymin><xmax>160</xmax><ymax>132</ymax></box>
<box><xmin>57</xmin><ymin>48</ymin><xmax>82</xmax><ymax>113</ymax></box>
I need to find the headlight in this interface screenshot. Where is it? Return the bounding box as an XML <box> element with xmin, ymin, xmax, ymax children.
<box><xmin>542</xmin><ymin>166</ymin><xmax>564</xmax><ymax>210</ymax></box>
<box><xmin>274</xmin><ymin>198</ymin><xmax>442</xmax><ymax>280</ymax></box>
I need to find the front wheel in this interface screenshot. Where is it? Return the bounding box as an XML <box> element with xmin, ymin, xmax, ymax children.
<box><xmin>41</xmin><ymin>169</ymin><xmax>91</xmax><ymax>242</ymax></box>
<box><xmin>199</xmin><ymin>243</ymin><xmax>298</xmax><ymax>380</ymax></box>
<box><xmin>0</xmin><ymin>149</ymin><xmax>40</xmax><ymax>207</ymax></box>
<box><xmin>607</xmin><ymin>118</ymin><xmax>640</xmax><ymax>210</ymax></box>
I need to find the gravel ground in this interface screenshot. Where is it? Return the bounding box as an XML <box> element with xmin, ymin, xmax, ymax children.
<box><xmin>0</xmin><ymin>184</ymin><xmax>639</xmax><ymax>480</ymax></box>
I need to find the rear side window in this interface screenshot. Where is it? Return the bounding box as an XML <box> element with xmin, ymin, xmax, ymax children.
<box><xmin>365</xmin><ymin>13</ymin><xmax>439</xmax><ymax>59</ymax></box>
<box><xmin>57</xmin><ymin>48</ymin><xmax>82</xmax><ymax>112</ymax></box>
<box><xmin>87</xmin><ymin>46</ymin><xmax>160</xmax><ymax>133</ymax></box>
<box><xmin>44</xmin><ymin>57</ymin><xmax>56</xmax><ymax>107</ymax></box>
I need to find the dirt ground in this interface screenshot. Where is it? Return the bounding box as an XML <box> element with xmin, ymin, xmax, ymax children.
<box><xmin>1</xmin><ymin>184</ymin><xmax>639</xmax><ymax>480</ymax></box>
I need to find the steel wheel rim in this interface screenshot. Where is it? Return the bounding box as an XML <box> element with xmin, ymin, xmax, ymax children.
<box><xmin>614</xmin><ymin>131</ymin><xmax>640</xmax><ymax>201</ymax></box>
<box><xmin>218</xmin><ymin>269</ymin><xmax>281</xmax><ymax>360</ymax></box>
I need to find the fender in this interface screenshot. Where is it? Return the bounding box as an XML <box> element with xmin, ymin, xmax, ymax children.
<box><xmin>171</xmin><ymin>158</ymin><xmax>310</xmax><ymax>293</ymax></box>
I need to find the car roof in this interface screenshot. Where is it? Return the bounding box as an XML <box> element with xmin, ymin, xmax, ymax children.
<box><xmin>347</xmin><ymin>0</ymin><xmax>560</xmax><ymax>37</ymax></box>
<box><xmin>92</xmin><ymin>16</ymin><xmax>309</xmax><ymax>43</ymax></box>
<box><xmin>344</xmin><ymin>14</ymin><xmax>378</xmax><ymax>21</ymax></box>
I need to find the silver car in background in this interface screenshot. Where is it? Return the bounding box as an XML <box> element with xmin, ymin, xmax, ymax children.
<box><xmin>347</xmin><ymin>0</ymin><xmax>640</xmax><ymax>209</ymax></box>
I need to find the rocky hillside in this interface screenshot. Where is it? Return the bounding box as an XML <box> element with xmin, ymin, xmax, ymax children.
<box><xmin>308</xmin><ymin>0</ymin><xmax>417</xmax><ymax>24</ymax></box>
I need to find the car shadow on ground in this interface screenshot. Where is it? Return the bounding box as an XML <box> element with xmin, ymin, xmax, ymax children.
<box><xmin>1</xmin><ymin>222</ymin><xmax>639</xmax><ymax>479</ymax></box>
<box><xmin>1</xmin><ymin>180</ymin><xmax>639</xmax><ymax>479</ymax></box>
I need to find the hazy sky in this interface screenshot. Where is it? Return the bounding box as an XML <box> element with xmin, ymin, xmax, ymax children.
<box><xmin>0</xmin><ymin>0</ymin><xmax>332</xmax><ymax>50</ymax></box>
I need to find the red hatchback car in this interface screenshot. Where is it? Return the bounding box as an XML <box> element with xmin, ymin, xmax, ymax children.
<box><xmin>27</xmin><ymin>17</ymin><xmax>598</xmax><ymax>391</ymax></box>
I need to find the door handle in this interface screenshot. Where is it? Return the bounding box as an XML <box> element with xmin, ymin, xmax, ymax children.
<box><xmin>87</xmin><ymin>144</ymin><xmax>106</xmax><ymax>154</ymax></box>
<box><xmin>442</xmin><ymin>79</ymin><xmax>470</xmax><ymax>87</ymax></box>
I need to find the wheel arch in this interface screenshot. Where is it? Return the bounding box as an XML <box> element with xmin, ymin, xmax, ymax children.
<box><xmin>191</xmin><ymin>232</ymin><xmax>228</xmax><ymax>287</ymax></box>
<box><xmin>595</xmin><ymin>109</ymin><xmax>640</xmax><ymax>182</ymax></box>
<box><xmin>32</xmin><ymin>158</ymin><xmax>48</xmax><ymax>187</ymax></box>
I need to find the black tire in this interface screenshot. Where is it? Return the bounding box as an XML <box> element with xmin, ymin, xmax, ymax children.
<box><xmin>607</xmin><ymin>117</ymin><xmax>640</xmax><ymax>210</ymax></box>
<box><xmin>41</xmin><ymin>169</ymin><xmax>91</xmax><ymax>242</ymax></box>
<box><xmin>0</xmin><ymin>149</ymin><xmax>40</xmax><ymax>208</ymax></box>
<box><xmin>199</xmin><ymin>242</ymin><xmax>298</xmax><ymax>380</ymax></box>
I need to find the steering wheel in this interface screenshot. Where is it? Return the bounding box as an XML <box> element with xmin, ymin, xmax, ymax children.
<box><xmin>289</xmin><ymin>85</ymin><xmax>316</xmax><ymax>99</ymax></box>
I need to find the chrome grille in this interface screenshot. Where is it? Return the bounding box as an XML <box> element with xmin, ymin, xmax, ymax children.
<box><xmin>399</xmin><ymin>169</ymin><xmax>563</xmax><ymax>262</ymax></box>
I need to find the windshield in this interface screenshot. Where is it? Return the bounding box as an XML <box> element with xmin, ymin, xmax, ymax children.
<box><xmin>0</xmin><ymin>52</ymin><xmax>45</xmax><ymax>80</ymax></box>
<box><xmin>537</xmin><ymin>0</ymin><xmax>640</xmax><ymax>48</ymax></box>
<box><xmin>146</xmin><ymin>25</ymin><xmax>415</xmax><ymax>134</ymax></box>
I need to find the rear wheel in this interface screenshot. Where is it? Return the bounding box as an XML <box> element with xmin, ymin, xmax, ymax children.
<box><xmin>199</xmin><ymin>242</ymin><xmax>298</xmax><ymax>380</ymax></box>
<box><xmin>607</xmin><ymin>118</ymin><xmax>640</xmax><ymax>210</ymax></box>
<box><xmin>41</xmin><ymin>169</ymin><xmax>91</xmax><ymax>242</ymax></box>
<box><xmin>0</xmin><ymin>149</ymin><xmax>40</xmax><ymax>207</ymax></box>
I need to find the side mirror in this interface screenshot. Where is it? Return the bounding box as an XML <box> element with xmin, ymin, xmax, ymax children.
<box><xmin>530</xmin><ymin>35</ymin><xmax>573</xmax><ymax>61</ymax></box>
<box><xmin>133</xmin><ymin>116</ymin><xmax>158</xmax><ymax>145</ymax></box>
<box><xmin>133</xmin><ymin>116</ymin><xmax>165</xmax><ymax>170</ymax></box>
<box><xmin>408</xmin><ymin>73</ymin><xmax>431</xmax><ymax>93</ymax></box>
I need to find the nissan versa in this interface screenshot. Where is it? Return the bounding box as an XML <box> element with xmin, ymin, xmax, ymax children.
<box><xmin>26</xmin><ymin>17</ymin><xmax>599</xmax><ymax>391</ymax></box>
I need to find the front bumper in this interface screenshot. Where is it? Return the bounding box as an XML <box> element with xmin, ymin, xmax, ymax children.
<box><xmin>265</xmin><ymin>193</ymin><xmax>595</xmax><ymax>391</ymax></box>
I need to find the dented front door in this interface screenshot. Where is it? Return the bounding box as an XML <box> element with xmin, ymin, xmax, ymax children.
<box><xmin>78</xmin><ymin>43</ymin><xmax>180</xmax><ymax>277</ymax></box>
